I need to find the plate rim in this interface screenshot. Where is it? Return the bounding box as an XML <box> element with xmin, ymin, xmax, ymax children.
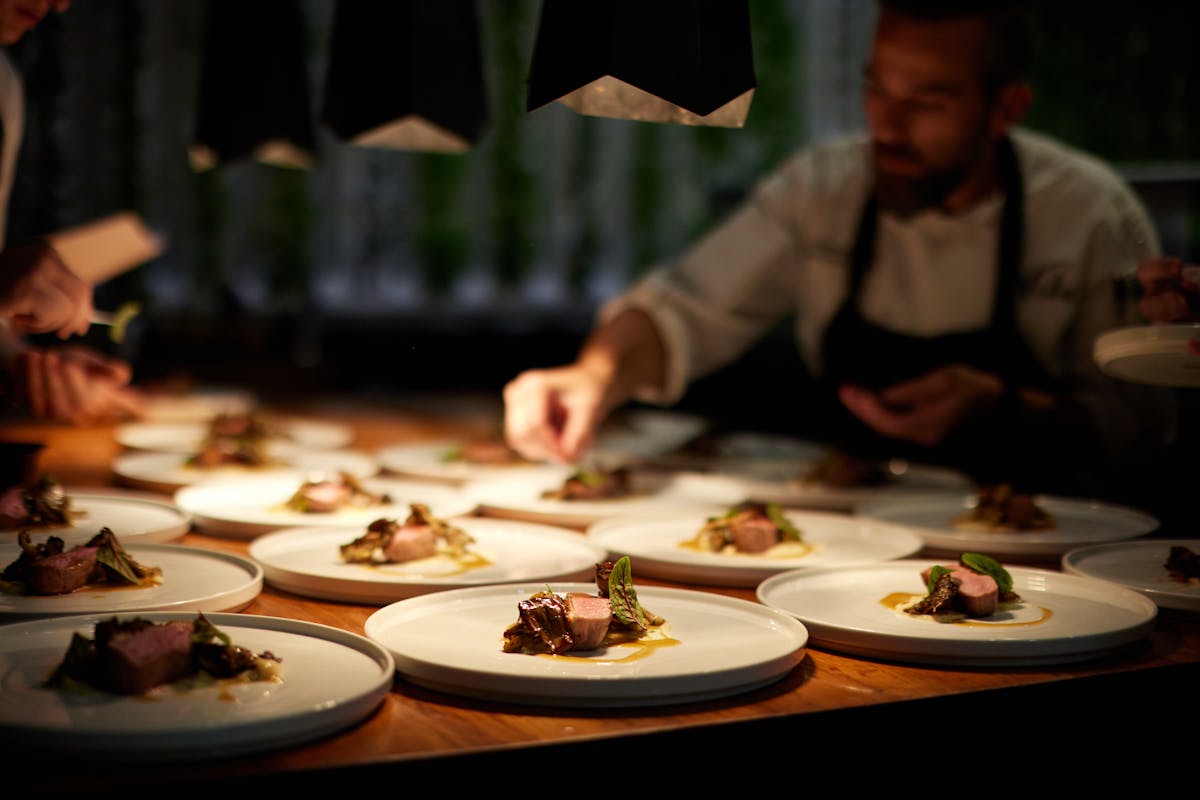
<box><xmin>364</xmin><ymin>582</ymin><xmax>808</xmax><ymax>707</ymax></box>
<box><xmin>0</xmin><ymin>610</ymin><xmax>394</xmax><ymax>760</ymax></box>
<box><xmin>248</xmin><ymin>517</ymin><xmax>610</xmax><ymax>602</ymax></box>
<box><xmin>755</xmin><ymin>558</ymin><xmax>1158</xmax><ymax>667</ymax></box>
<box><xmin>1061</xmin><ymin>538</ymin><xmax>1200</xmax><ymax>612</ymax></box>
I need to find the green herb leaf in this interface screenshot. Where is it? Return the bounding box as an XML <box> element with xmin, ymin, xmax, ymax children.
<box><xmin>927</xmin><ymin>565</ymin><xmax>951</xmax><ymax>594</ymax></box>
<box><xmin>95</xmin><ymin>541</ymin><xmax>142</xmax><ymax>585</ymax></box>
<box><xmin>191</xmin><ymin>613</ymin><xmax>232</xmax><ymax>647</ymax></box>
<box><xmin>440</xmin><ymin>446</ymin><xmax>464</xmax><ymax>463</ymax></box>
<box><xmin>961</xmin><ymin>552</ymin><xmax>1013</xmax><ymax>594</ymax></box>
<box><xmin>765</xmin><ymin>503</ymin><xmax>802</xmax><ymax>542</ymax></box>
<box><xmin>607</xmin><ymin>556</ymin><xmax>649</xmax><ymax>630</ymax></box>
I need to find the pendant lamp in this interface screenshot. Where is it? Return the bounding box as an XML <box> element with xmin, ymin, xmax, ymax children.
<box><xmin>320</xmin><ymin>0</ymin><xmax>488</xmax><ymax>154</ymax></box>
<box><xmin>190</xmin><ymin>0</ymin><xmax>316</xmax><ymax>170</ymax></box>
<box><xmin>526</xmin><ymin>0</ymin><xmax>756</xmax><ymax>127</ymax></box>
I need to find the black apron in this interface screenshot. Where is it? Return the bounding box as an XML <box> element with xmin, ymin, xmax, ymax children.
<box><xmin>814</xmin><ymin>137</ymin><xmax>1070</xmax><ymax>488</ymax></box>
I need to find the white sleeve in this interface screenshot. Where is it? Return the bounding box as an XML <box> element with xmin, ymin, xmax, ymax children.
<box><xmin>597</xmin><ymin>190</ymin><xmax>801</xmax><ymax>405</ymax></box>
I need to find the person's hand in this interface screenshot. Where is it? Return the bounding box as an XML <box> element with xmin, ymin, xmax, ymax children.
<box><xmin>0</xmin><ymin>240</ymin><xmax>93</xmax><ymax>339</ymax></box>
<box><xmin>1136</xmin><ymin>256</ymin><xmax>1199</xmax><ymax>324</ymax></box>
<box><xmin>12</xmin><ymin>345</ymin><xmax>146</xmax><ymax>425</ymax></box>
<box><xmin>838</xmin><ymin>364</ymin><xmax>1005</xmax><ymax>447</ymax></box>
<box><xmin>502</xmin><ymin>364</ymin><xmax>611</xmax><ymax>463</ymax></box>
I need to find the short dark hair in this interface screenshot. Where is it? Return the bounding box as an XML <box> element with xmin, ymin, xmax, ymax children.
<box><xmin>878</xmin><ymin>0</ymin><xmax>1033</xmax><ymax>91</ymax></box>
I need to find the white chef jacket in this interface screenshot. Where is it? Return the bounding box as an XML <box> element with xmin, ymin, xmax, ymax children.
<box><xmin>600</xmin><ymin>127</ymin><xmax>1175</xmax><ymax>457</ymax></box>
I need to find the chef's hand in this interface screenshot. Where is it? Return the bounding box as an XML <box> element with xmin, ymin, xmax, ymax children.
<box><xmin>0</xmin><ymin>241</ymin><xmax>94</xmax><ymax>339</ymax></box>
<box><xmin>13</xmin><ymin>345</ymin><xmax>146</xmax><ymax>425</ymax></box>
<box><xmin>503</xmin><ymin>363</ymin><xmax>610</xmax><ymax>464</ymax></box>
<box><xmin>838</xmin><ymin>365</ymin><xmax>1005</xmax><ymax>447</ymax></box>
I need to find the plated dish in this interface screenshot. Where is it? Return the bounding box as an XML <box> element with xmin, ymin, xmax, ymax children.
<box><xmin>854</xmin><ymin>491</ymin><xmax>1159</xmax><ymax>558</ymax></box>
<box><xmin>589</xmin><ymin>408</ymin><xmax>710</xmax><ymax>462</ymax></box>
<box><xmin>464</xmin><ymin>469</ymin><xmax>745</xmax><ymax>528</ymax></box>
<box><xmin>1093</xmin><ymin>323</ymin><xmax>1200</xmax><ymax>387</ymax></box>
<box><xmin>726</xmin><ymin>458</ymin><xmax>974</xmax><ymax>512</ymax></box>
<box><xmin>0</xmin><ymin>543</ymin><xmax>262</xmax><ymax>621</ymax></box>
<box><xmin>112</xmin><ymin>447</ymin><xmax>379</xmax><ymax>493</ymax></box>
<box><xmin>115</xmin><ymin>418</ymin><xmax>353</xmax><ymax>453</ymax></box>
<box><xmin>137</xmin><ymin>386</ymin><xmax>258</xmax><ymax>423</ymax></box>
<box><xmin>756</xmin><ymin>559</ymin><xmax>1157</xmax><ymax>667</ymax></box>
<box><xmin>376</xmin><ymin>439</ymin><xmax>566</xmax><ymax>483</ymax></box>
<box><xmin>1062</xmin><ymin>539</ymin><xmax>1200</xmax><ymax>613</ymax></box>
<box><xmin>364</xmin><ymin>582</ymin><xmax>808</xmax><ymax>707</ymax></box>
<box><xmin>0</xmin><ymin>612</ymin><xmax>393</xmax><ymax>760</ymax></box>
<box><xmin>0</xmin><ymin>489</ymin><xmax>191</xmax><ymax>546</ymax></box>
<box><xmin>249</xmin><ymin>517</ymin><xmax>609</xmax><ymax>603</ymax></box>
<box><xmin>173</xmin><ymin>473</ymin><xmax>477</xmax><ymax>538</ymax></box>
<box><xmin>587</xmin><ymin>509</ymin><xmax>924</xmax><ymax>587</ymax></box>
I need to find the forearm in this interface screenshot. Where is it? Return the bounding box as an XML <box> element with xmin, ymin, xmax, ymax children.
<box><xmin>575</xmin><ymin>308</ymin><xmax>667</xmax><ymax>417</ymax></box>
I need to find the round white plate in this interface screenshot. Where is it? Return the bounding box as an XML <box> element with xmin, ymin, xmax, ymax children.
<box><xmin>0</xmin><ymin>490</ymin><xmax>191</xmax><ymax>546</ymax></box>
<box><xmin>0</xmin><ymin>611</ymin><xmax>393</xmax><ymax>760</ymax></box>
<box><xmin>1094</xmin><ymin>323</ymin><xmax>1200</xmax><ymax>387</ymax></box>
<box><xmin>464</xmin><ymin>470</ymin><xmax>747</xmax><ymax>529</ymax></box>
<box><xmin>1062</xmin><ymin>539</ymin><xmax>1200</xmax><ymax>613</ymax></box>
<box><xmin>138</xmin><ymin>386</ymin><xmax>258</xmax><ymax>423</ymax></box>
<box><xmin>586</xmin><ymin>509</ymin><xmax>924</xmax><ymax>587</ymax></box>
<box><xmin>377</xmin><ymin>439</ymin><xmax>566</xmax><ymax>483</ymax></box>
<box><xmin>854</xmin><ymin>491</ymin><xmax>1159</xmax><ymax>559</ymax></box>
<box><xmin>731</xmin><ymin>460</ymin><xmax>974</xmax><ymax>512</ymax></box>
<box><xmin>0</xmin><ymin>543</ymin><xmax>262</xmax><ymax>621</ymax></box>
<box><xmin>756</xmin><ymin>559</ymin><xmax>1157</xmax><ymax>667</ymax></box>
<box><xmin>364</xmin><ymin>583</ymin><xmax>808</xmax><ymax>707</ymax></box>
<box><xmin>113</xmin><ymin>448</ymin><xmax>379</xmax><ymax>493</ymax></box>
<box><xmin>590</xmin><ymin>409</ymin><xmax>710</xmax><ymax>462</ymax></box>
<box><xmin>173</xmin><ymin>473</ymin><xmax>477</xmax><ymax>538</ymax></box>
<box><xmin>115</xmin><ymin>418</ymin><xmax>353</xmax><ymax>453</ymax></box>
<box><xmin>250</xmin><ymin>517</ymin><xmax>608</xmax><ymax>603</ymax></box>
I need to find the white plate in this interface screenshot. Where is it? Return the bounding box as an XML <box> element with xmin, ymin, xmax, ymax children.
<box><xmin>756</xmin><ymin>559</ymin><xmax>1158</xmax><ymax>667</ymax></box>
<box><xmin>377</xmin><ymin>439</ymin><xmax>567</xmax><ymax>483</ymax></box>
<box><xmin>138</xmin><ymin>386</ymin><xmax>258</xmax><ymax>423</ymax></box>
<box><xmin>1062</xmin><ymin>539</ymin><xmax>1200</xmax><ymax>613</ymax></box>
<box><xmin>464</xmin><ymin>470</ymin><xmax>747</xmax><ymax>528</ymax></box>
<box><xmin>249</xmin><ymin>517</ymin><xmax>609</xmax><ymax>603</ymax></box>
<box><xmin>173</xmin><ymin>473</ymin><xmax>478</xmax><ymax>538</ymax></box>
<box><xmin>113</xmin><ymin>448</ymin><xmax>380</xmax><ymax>493</ymax></box>
<box><xmin>1094</xmin><ymin>323</ymin><xmax>1200</xmax><ymax>387</ymax></box>
<box><xmin>0</xmin><ymin>490</ymin><xmax>191</xmax><ymax>546</ymax></box>
<box><xmin>364</xmin><ymin>583</ymin><xmax>808</xmax><ymax>707</ymax></box>
<box><xmin>731</xmin><ymin>460</ymin><xmax>974</xmax><ymax>512</ymax></box>
<box><xmin>115</xmin><ymin>418</ymin><xmax>353</xmax><ymax>453</ymax></box>
<box><xmin>0</xmin><ymin>543</ymin><xmax>262</xmax><ymax>621</ymax></box>
<box><xmin>855</xmin><ymin>492</ymin><xmax>1159</xmax><ymax>559</ymax></box>
<box><xmin>590</xmin><ymin>409</ymin><xmax>710</xmax><ymax>462</ymax></box>
<box><xmin>586</xmin><ymin>509</ymin><xmax>925</xmax><ymax>587</ymax></box>
<box><xmin>0</xmin><ymin>611</ymin><xmax>393</xmax><ymax>760</ymax></box>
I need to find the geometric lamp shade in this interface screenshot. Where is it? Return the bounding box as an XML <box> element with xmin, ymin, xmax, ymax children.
<box><xmin>190</xmin><ymin>0</ymin><xmax>317</xmax><ymax>170</ymax></box>
<box><xmin>526</xmin><ymin>0</ymin><xmax>756</xmax><ymax>128</ymax></box>
<box><xmin>320</xmin><ymin>0</ymin><xmax>489</xmax><ymax>154</ymax></box>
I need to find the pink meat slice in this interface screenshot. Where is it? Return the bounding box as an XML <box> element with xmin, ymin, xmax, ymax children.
<box><xmin>730</xmin><ymin>516</ymin><xmax>780</xmax><ymax>553</ymax></box>
<box><xmin>565</xmin><ymin>593</ymin><xmax>612</xmax><ymax>650</ymax></box>
<box><xmin>100</xmin><ymin>620</ymin><xmax>196</xmax><ymax>695</ymax></box>
<box><xmin>301</xmin><ymin>482</ymin><xmax>350</xmax><ymax>512</ymax></box>
<box><xmin>24</xmin><ymin>546</ymin><xmax>99</xmax><ymax>595</ymax></box>
<box><xmin>921</xmin><ymin>564</ymin><xmax>999</xmax><ymax>617</ymax></box>
<box><xmin>383</xmin><ymin>524</ymin><xmax>438</xmax><ymax>562</ymax></box>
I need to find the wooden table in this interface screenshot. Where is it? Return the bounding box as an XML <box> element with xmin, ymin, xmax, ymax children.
<box><xmin>4</xmin><ymin>393</ymin><xmax>1197</xmax><ymax>789</ymax></box>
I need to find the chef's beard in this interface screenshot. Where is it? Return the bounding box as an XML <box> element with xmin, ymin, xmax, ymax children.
<box><xmin>871</xmin><ymin>143</ymin><xmax>973</xmax><ymax>217</ymax></box>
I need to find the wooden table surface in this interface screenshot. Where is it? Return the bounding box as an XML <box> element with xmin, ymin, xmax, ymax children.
<box><xmin>4</xmin><ymin>392</ymin><xmax>1197</xmax><ymax>788</ymax></box>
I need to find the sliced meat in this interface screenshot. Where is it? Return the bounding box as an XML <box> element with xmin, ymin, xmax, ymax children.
<box><xmin>23</xmin><ymin>546</ymin><xmax>99</xmax><ymax>595</ymax></box>
<box><xmin>297</xmin><ymin>481</ymin><xmax>351</xmax><ymax>512</ymax></box>
<box><xmin>0</xmin><ymin>486</ymin><xmax>27</xmax><ymax>526</ymax></box>
<box><xmin>729</xmin><ymin>515</ymin><xmax>780</xmax><ymax>553</ymax></box>
<box><xmin>96</xmin><ymin>618</ymin><xmax>196</xmax><ymax>695</ymax></box>
<box><xmin>382</xmin><ymin>524</ymin><xmax>438</xmax><ymax>563</ymax></box>
<box><xmin>565</xmin><ymin>592</ymin><xmax>612</xmax><ymax>650</ymax></box>
<box><xmin>916</xmin><ymin>564</ymin><xmax>999</xmax><ymax>617</ymax></box>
